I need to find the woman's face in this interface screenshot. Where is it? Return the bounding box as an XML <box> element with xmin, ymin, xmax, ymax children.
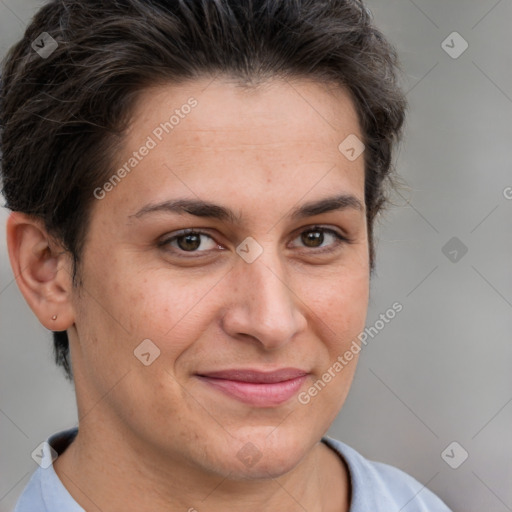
<box><xmin>70</xmin><ymin>77</ymin><xmax>369</xmax><ymax>478</ymax></box>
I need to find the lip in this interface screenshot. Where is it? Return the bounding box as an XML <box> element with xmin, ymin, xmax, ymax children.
<box><xmin>195</xmin><ymin>368</ymin><xmax>309</xmax><ymax>407</ymax></box>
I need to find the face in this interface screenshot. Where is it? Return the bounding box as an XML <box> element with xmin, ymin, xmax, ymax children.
<box><xmin>69</xmin><ymin>77</ymin><xmax>369</xmax><ymax>479</ymax></box>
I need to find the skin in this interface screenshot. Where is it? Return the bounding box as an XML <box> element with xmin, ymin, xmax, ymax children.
<box><xmin>7</xmin><ymin>77</ymin><xmax>369</xmax><ymax>512</ymax></box>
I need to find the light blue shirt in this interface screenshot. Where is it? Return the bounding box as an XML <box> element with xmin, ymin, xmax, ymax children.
<box><xmin>15</xmin><ymin>428</ymin><xmax>452</xmax><ymax>511</ymax></box>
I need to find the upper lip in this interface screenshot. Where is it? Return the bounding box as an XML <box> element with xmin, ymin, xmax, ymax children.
<box><xmin>197</xmin><ymin>368</ymin><xmax>308</xmax><ymax>383</ymax></box>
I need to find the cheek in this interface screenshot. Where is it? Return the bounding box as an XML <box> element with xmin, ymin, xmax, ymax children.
<box><xmin>306</xmin><ymin>266</ymin><xmax>369</xmax><ymax>343</ymax></box>
<box><xmin>103</xmin><ymin>269</ymin><xmax>221</xmax><ymax>361</ymax></box>
<box><xmin>295</xmin><ymin>273</ymin><xmax>368</xmax><ymax>425</ymax></box>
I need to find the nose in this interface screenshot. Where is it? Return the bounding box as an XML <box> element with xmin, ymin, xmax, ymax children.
<box><xmin>220</xmin><ymin>250</ymin><xmax>307</xmax><ymax>351</ymax></box>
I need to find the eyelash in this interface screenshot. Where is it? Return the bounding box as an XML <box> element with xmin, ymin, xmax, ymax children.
<box><xmin>158</xmin><ymin>226</ymin><xmax>351</xmax><ymax>258</ymax></box>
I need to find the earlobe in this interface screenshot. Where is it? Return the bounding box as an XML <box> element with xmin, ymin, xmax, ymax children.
<box><xmin>6</xmin><ymin>212</ymin><xmax>75</xmax><ymax>331</ymax></box>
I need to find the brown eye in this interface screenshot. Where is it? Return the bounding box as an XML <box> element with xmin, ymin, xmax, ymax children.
<box><xmin>301</xmin><ymin>230</ymin><xmax>325</xmax><ymax>248</ymax></box>
<box><xmin>292</xmin><ymin>227</ymin><xmax>346</xmax><ymax>252</ymax></box>
<box><xmin>159</xmin><ymin>230</ymin><xmax>219</xmax><ymax>254</ymax></box>
<box><xmin>177</xmin><ymin>233</ymin><xmax>202</xmax><ymax>251</ymax></box>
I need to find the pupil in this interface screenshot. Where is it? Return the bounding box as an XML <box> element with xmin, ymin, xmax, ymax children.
<box><xmin>303</xmin><ymin>230</ymin><xmax>323</xmax><ymax>247</ymax></box>
<box><xmin>178</xmin><ymin>234</ymin><xmax>201</xmax><ymax>251</ymax></box>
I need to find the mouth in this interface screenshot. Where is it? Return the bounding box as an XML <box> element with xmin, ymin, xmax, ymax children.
<box><xmin>195</xmin><ymin>368</ymin><xmax>309</xmax><ymax>407</ymax></box>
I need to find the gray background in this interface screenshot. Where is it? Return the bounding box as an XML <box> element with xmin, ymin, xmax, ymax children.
<box><xmin>1</xmin><ymin>1</ymin><xmax>511</xmax><ymax>511</ymax></box>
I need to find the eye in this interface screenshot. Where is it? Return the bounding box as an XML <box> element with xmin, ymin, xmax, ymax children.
<box><xmin>158</xmin><ymin>229</ymin><xmax>221</xmax><ymax>254</ymax></box>
<box><xmin>158</xmin><ymin>226</ymin><xmax>350</xmax><ymax>259</ymax></box>
<box><xmin>290</xmin><ymin>226</ymin><xmax>348</xmax><ymax>252</ymax></box>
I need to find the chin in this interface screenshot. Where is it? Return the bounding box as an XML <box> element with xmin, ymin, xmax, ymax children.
<box><xmin>217</xmin><ymin>426</ymin><xmax>312</xmax><ymax>480</ymax></box>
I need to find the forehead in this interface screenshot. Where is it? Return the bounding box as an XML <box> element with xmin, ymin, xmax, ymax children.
<box><xmin>99</xmin><ymin>77</ymin><xmax>365</xmax><ymax>221</ymax></box>
<box><xmin>128</xmin><ymin>76</ymin><xmax>361</xmax><ymax>146</ymax></box>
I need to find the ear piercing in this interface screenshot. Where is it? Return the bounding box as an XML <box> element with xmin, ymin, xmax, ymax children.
<box><xmin>52</xmin><ymin>315</ymin><xmax>57</xmax><ymax>320</ymax></box>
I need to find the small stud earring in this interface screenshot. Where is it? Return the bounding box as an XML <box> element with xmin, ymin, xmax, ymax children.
<box><xmin>51</xmin><ymin>315</ymin><xmax>57</xmax><ymax>320</ymax></box>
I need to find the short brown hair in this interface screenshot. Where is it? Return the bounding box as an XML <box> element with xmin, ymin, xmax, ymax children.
<box><xmin>0</xmin><ymin>0</ymin><xmax>407</xmax><ymax>380</ymax></box>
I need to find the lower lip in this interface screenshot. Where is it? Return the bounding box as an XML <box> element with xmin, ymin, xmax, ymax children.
<box><xmin>196</xmin><ymin>375</ymin><xmax>308</xmax><ymax>407</ymax></box>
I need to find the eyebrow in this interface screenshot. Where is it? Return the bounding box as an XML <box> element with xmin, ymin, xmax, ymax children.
<box><xmin>131</xmin><ymin>193</ymin><xmax>364</xmax><ymax>223</ymax></box>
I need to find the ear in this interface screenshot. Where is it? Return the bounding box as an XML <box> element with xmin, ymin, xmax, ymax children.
<box><xmin>6</xmin><ymin>212</ymin><xmax>75</xmax><ymax>331</ymax></box>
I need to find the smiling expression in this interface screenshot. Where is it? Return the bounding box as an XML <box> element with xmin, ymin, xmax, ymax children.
<box><xmin>68</xmin><ymin>76</ymin><xmax>370</xmax><ymax>479</ymax></box>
